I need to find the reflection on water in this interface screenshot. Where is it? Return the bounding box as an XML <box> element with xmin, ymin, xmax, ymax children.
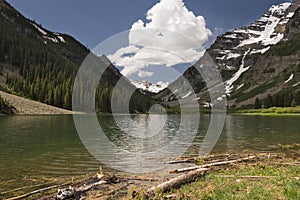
<box><xmin>75</xmin><ymin>114</ymin><xmax>199</xmax><ymax>173</ymax></box>
<box><xmin>0</xmin><ymin>114</ymin><xmax>299</xmax><ymax>189</ymax></box>
<box><xmin>216</xmin><ymin>115</ymin><xmax>300</xmax><ymax>152</ymax></box>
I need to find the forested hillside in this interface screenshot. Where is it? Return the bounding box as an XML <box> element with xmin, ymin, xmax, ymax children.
<box><xmin>0</xmin><ymin>0</ymin><xmax>155</xmax><ymax>113</ymax></box>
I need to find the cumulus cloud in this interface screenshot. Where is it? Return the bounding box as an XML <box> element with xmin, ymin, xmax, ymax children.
<box><xmin>138</xmin><ymin>70</ymin><xmax>154</xmax><ymax>78</ymax></box>
<box><xmin>107</xmin><ymin>0</ymin><xmax>211</xmax><ymax>79</ymax></box>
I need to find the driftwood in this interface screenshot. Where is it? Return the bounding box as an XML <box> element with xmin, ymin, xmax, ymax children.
<box><xmin>143</xmin><ymin>155</ymin><xmax>256</xmax><ymax>198</ymax></box>
<box><xmin>7</xmin><ymin>184</ymin><xmax>64</xmax><ymax>200</ymax></box>
<box><xmin>56</xmin><ymin>174</ymin><xmax>119</xmax><ymax>200</ymax></box>
<box><xmin>6</xmin><ymin>174</ymin><xmax>118</xmax><ymax>200</ymax></box>
<box><xmin>166</xmin><ymin>158</ymin><xmax>195</xmax><ymax>164</ymax></box>
<box><xmin>206</xmin><ymin>153</ymin><xmax>231</xmax><ymax>158</ymax></box>
<box><xmin>122</xmin><ymin>176</ymin><xmax>159</xmax><ymax>182</ymax></box>
<box><xmin>144</xmin><ymin>168</ymin><xmax>209</xmax><ymax>198</ymax></box>
<box><xmin>170</xmin><ymin>155</ymin><xmax>256</xmax><ymax>173</ymax></box>
<box><xmin>56</xmin><ymin>181</ymin><xmax>107</xmax><ymax>200</ymax></box>
<box><xmin>1</xmin><ymin>183</ymin><xmax>48</xmax><ymax>195</ymax></box>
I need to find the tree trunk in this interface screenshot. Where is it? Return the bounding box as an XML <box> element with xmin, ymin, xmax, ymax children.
<box><xmin>145</xmin><ymin>168</ymin><xmax>209</xmax><ymax>198</ymax></box>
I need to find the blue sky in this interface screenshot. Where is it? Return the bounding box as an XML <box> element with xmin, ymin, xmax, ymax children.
<box><xmin>7</xmin><ymin>0</ymin><xmax>290</xmax><ymax>49</ymax></box>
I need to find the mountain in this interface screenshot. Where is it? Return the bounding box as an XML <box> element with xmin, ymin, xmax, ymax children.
<box><xmin>131</xmin><ymin>80</ymin><xmax>169</xmax><ymax>93</ymax></box>
<box><xmin>0</xmin><ymin>0</ymin><xmax>155</xmax><ymax>114</ymax></box>
<box><xmin>157</xmin><ymin>0</ymin><xmax>300</xmax><ymax>109</ymax></box>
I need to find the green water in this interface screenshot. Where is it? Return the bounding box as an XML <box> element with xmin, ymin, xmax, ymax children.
<box><xmin>0</xmin><ymin>114</ymin><xmax>299</xmax><ymax>197</ymax></box>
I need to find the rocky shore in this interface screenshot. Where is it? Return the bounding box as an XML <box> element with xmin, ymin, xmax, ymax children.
<box><xmin>0</xmin><ymin>90</ymin><xmax>74</xmax><ymax>115</ymax></box>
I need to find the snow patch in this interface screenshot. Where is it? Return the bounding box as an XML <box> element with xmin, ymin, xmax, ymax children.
<box><xmin>293</xmin><ymin>81</ymin><xmax>300</xmax><ymax>87</ymax></box>
<box><xmin>226</xmin><ymin>65</ymin><xmax>236</xmax><ymax>70</ymax></box>
<box><xmin>236</xmin><ymin>83</ymin><xmax>245</xmax><ymax>90</ymax></box>
<box><xmin>31</xmin><ymin>22</ymin><xmax>65</xmax><ymax>43</ymax></box>
<box><xmin>250</xmin><ymin>46</ymin><xmax>270</xmax><ymax>54</ymax></box>
<box><xmin>263</xmin><ymin>34</ymin><xmax>284</xmax><ymax>45</ymax></box>
<box><xmin>182</xmin><ymin>91</ymin><xmax>192</xmax><ymax>99</ymax></box>
<box><xmin>57</xmin><ymin>36</ymin><xmax>65</xmax><ymax>43</ymax></box>
<box><xmin>227</xmin><ymin>53</ymin><xmax>241</xmax><ymax>59</ymax></box>
<box><xmin>216</xmin><ymin>55</ymin><xmax>225</xmax><ymax>60</ymax></box>
<box><xmin>31</xmin><ymin>23</ymin><xmax>47</xmax><ymax>35</ymax></box>
<box><xmin>236</xmin><ymin>3</ymin><xmax>291</xmax><ymax>47</ymax></box>
<box><xmin>225</xmin><ymin>49</ymin><xmax>251</xmax><ymax>94</ymax></box>
<box><xmin>43</xmin><ymin>36</ymin><xmax>58</xmax><ymax>43</ymax></box>
<box><xmin>286</xmin><ymin>12</ymin><xmax>295</xmax><ymax>18</ymax></box>
<box><xmin>284</xmin><ymin>74</ymin><xmax>294</xmax><ymax>84</ymax></box>
<box><xmin>224</xmin><ymin>34</ymin><xmax>237</xmax><ymax>39</ymax></box>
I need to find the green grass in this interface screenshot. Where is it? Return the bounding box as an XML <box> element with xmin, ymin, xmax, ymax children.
<box><xmin>164</xmin><ymin>161</ymin><xmax>300</xmax><ymax>200</ymax></box>
<box><xmin>234</xmin><ymin>106</ymin><xmax>300</xmax><ymax>115</ymax></box>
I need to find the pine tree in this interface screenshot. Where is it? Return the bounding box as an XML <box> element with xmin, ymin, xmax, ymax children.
<box><xmin>291</xmin><ymin>99</ymin><xmax>297</xmax><ymax>107</ymax></box>
<box><xmin>254</xmin><ymin>97</ymin><xmax>262</xmax><ymax>109</ymax></box>
<box><xmin>264</xmin><ymin>94</ymin><xmax>273</xmax><ymax>108</ymax></box>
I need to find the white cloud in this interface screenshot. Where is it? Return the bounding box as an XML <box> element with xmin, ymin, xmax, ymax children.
<box><xmin>107</xmin><ymin>0</ymin><xmax>211</xmax><ymax>79</ymax></box>
<box><xmin>138</xmin><ymin>70</ymin><xmax>154</xmax><ymax>78</ymax></box>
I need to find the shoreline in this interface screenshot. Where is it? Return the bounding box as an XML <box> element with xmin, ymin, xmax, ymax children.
<box><xmin>231</xmin><ymin>112</ymin><xmax>300</xmax><ymax>116</ymax></box>
<box><xmin>0</xmin><ymin>90</ymin><xmax>74</xmax><ymax>115</ymax></box>
<box><xmin>2</xmin><ymin>147</ymin><xmax>299</xmax><ymax>200</ymax></box>
<box><xmin>230</xmin><ymin>106</ymin><xmax>300</xmax><ymax>116</ymax></box>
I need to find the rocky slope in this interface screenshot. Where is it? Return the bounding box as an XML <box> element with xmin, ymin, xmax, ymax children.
<box><xmin>0</xmin><ymin>90</ymin><xmax>74</xmax><ymax>114</ymax></box>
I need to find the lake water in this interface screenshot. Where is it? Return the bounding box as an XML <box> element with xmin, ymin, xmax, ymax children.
<box><xmin>0</xmin><ymin>114</ymin><xmax>299</xmax><ymax>196</ymax></box>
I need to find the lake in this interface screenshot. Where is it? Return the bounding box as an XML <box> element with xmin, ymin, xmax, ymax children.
<box><xmin>0</xmin><ymin>114</ymin><xmax>299</xmax><ymax>197</ymax></box>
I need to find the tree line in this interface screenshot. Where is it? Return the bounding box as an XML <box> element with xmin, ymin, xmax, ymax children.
<box><xmin>254</xmin><ymin>89</ymin><xmax>300</xmax><ymax>109</ymax></box>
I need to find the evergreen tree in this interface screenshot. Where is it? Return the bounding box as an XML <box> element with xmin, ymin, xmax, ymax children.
<box><xmin>254</xmin><ymin>97</ymin><xmax>262</xmax><ymax>109</ymax></box>
<box><xmin>264</xmin><ymin>94</ymin><xmax>273</xmax><ymax>108</ymax></box>
<box><xmin>291</xmin><ymin>99</ymin><xmax>297</xmax><ymax>107</ymax></box>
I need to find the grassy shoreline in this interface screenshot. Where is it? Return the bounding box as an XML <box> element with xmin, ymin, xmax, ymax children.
<box><xmin>231</xmin><ymin>106</ymin><xmax>300</xmax><ymax>116</ymax></box>
<box><xmin>164</xmin><ymin>157</ymin><xmax>300</xmax><ymax>200</ymax></box>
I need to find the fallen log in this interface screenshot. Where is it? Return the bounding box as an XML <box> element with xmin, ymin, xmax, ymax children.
<box><xmin>1</xmin><ymin>183</ymin><xmax>48</xmax><ymax>195</ymax></box>
<box><xmin>7</xmin><ymin>184</ymin><xmax>64</xmax><ymax>200</ymax></box>
<box><xmin>144</xmin><ymin>168</ymin><xmax>209</xmax><ymax>198</ymax></box>
<box><xmin>170</xmin><ymin>155</ymin><xmax>256</xmax><ymax>173</ymax></box>
<box><xmin>166</xmin><ymin>159</ymin><xmax>194</xmax><ymax>164</ymax></box>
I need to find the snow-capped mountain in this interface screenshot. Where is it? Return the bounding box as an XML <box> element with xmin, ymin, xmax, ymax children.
<box><xmin>131</xmin><ymin>80</ymin><xmax>169</xmax><ymax>93</ymax></box>
<box><xmin>210</xmin><ymin>2</ymin><xmax>297</xmax><ymax>68</ymax></box>
<box><xmin>156</xmin><ymin>0</ymin><xmax>300</xmax><ymax>109</ymax></box>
